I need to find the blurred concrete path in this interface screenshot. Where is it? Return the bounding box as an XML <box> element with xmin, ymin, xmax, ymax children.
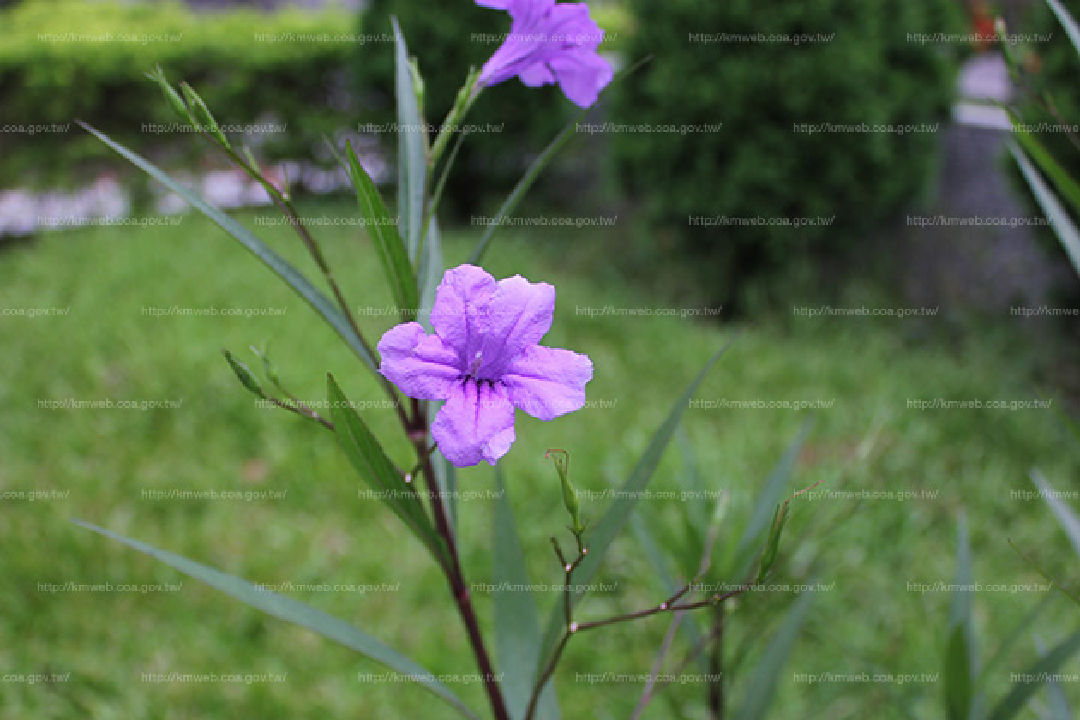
<box><xmin>895</xmin><ymin>51</ymin><xmax>1075</xmax><ymax>311</ymax></box>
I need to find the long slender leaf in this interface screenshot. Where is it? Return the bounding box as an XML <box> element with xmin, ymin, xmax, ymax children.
<box><xmin>732</xmin><ymin>590</ymin><xmax>813</xmax><ymax>720</ymax></box>
<box><xmin>946</xmin><ymin>513</ymin><xmax>977</xmax><ymax>720</ymax></box>
<box><xmin>989</xmin><ymin>631</ymin><xmax>1080</xmax><ymax>720</ymax></box>
<box><xmin>345</xmin><ymin>141</ymin><xmax>418</xmax><ymax>319</ymax></box>
<box><xmin>1034</xmin><ymin>635</ymin><xmax>1074</xmax><ymax>720</ymax></box>
<box><xmin>538</xmin><ymin>339</ymin><xmax>735</xmax><ymax>664</ymax></box>
<box><xmin>391</xmin><ymin>17</ymin><xmax>428</xmax><ymax>263</ymax></box>
<box><xmin>1009</xmin><ymin>123</ymin><xmax>1080</xmax><ymax>215</ymax></box>
<box><xmin>79</xmin><ymin>122</ymin><xmax>376</xmax><ymax>370</ymax></box>
<box><xmin>492</xmin><ymin>471</ymin><xmax>559</xmax><ymax>720</ymax></box>
<box><xmin>327</xmin><ymin>374</ymin><xmax>445</xmax><ymax>565</ymax></box>
<box><xmin>1047</xmin><ymin>0</ymin><xmax>1080</xmax><ymax>58</ymax></box>
<box><xmin>1032</xmin><ymin>469</ymin><xmax>1080</xmax><ymax>560</ymax></box>
<box><xmin>468</xmin><ymin>57</ymin><xmax>650</xmax><ymax>266</ymax></box>
<box><xmin>72</xmin><ymin>520</ymin><xmax>477</xmax><ymax>720</ymax></box>
<box><xmin>1011</xmin><ymin>143</ymin><xmax>1080</xmax><ymax>276</ymax></box>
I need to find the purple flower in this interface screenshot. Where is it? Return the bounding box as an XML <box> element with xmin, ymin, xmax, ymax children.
<box><xmin>476</xmin><ymin>0</ymin><xmax>614</xmax><ymax>108</ymax></box>
<box><xmin>378</xmin><ymin>264</ymin><xmax>593</xmax><ymax>467</ymax></box>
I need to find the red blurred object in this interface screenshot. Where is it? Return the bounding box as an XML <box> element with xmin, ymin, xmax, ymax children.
<box><xmin>970</xmin><ymin>0</ymin><xmax>997</xmax><ymax>51</ymax></box>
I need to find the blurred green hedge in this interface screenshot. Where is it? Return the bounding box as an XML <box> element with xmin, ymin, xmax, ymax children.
<box><xmin>610</xmin><ymin>0</ymin><xmax>964</xmax><ymax>304</ymax></box>
<box><xmin>0</xmin><ymin>0</ymin><xmax>355</xmax><ymax>187</ymax></box>
<box><xmin>353</xmin><ymin>1</ymin><xmax>628</xmax><ymax>216</ymax></box>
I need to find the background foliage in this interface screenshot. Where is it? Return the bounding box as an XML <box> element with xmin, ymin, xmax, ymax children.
<box><xmin>610</xmin><ymin>0</ymin><xmax>965</xmax><ymax>306</ymax></box>
<box><xmin>0</xmin><ymin>0</ymin><xmax>354</xmax><ymax>188</ymax></box>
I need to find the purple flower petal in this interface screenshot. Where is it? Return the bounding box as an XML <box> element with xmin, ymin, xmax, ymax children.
<box><xmin>432</xmin><ymin>380</ymin><xmax>517</xmax><ymax>466</ymax></box>
<box><xmin>477</xmin><ymin>275</ymin><xmax>555</xmax><ymax>377</ymax></box>
<box><xmin>377</xmin><ymin>322</ymin><xmax>462</xmax><ymax>401</ymax></box>
<box><xmin>548</xmin><ymin>50</ymin><xmax>614</xmax><ymax>108</ymax></box>
<box><xmin>430</xmin><ymin>264</ymin><xmax>497</xmax><ymax>365</ymax></box>
<box><xmin>518</xmin><ymin>62</ymin><xmax>556</xmax><ymax>87</ymax></box>
<box><xmin>503</xmin><ymin>344</ymin><xmax>593</xmax><ymax>420</ymax></box>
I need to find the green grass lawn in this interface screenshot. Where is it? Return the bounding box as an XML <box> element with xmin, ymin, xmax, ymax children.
<box><xmin>1</xmin><ymin>199</ymin><xmax>1078</xmax><ymax>719</ymax></box>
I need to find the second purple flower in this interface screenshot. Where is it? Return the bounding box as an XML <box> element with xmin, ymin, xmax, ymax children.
<box><xmin>476</xmin><ymin>0</ymin><xmax>614</xmax><ymax>108</ymax></box>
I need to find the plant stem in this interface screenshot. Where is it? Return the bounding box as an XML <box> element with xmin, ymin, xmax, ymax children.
<box><xmin>708</xmin><ymin>602</ymin><xmax>724</xmax><ymax>720</ymax></box>
<box><xmin>410</xmin><ymin>400</ymin><xmax>510</xmax><ymax>720</ymax></box>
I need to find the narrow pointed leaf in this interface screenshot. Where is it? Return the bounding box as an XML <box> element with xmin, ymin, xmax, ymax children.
<box><xmin>391</xmin><ymin>17</ymin><xmax>428</xmax><ymax>263</ymax></box>
<box><xmin>1032</xmin><ymin>469</ymin><xmax>1080</xmax><ymax>560</ymax></box>
<box><xmin>1047</xmin><ymin>0</ymin><xmax>1080</xmax><ymax>58</ymax></box>
<box><xmin>417</xmin><ymin>216</ymin><xmax>443</xmax><ymax>332</ymax></box>
<box><xmin>492</xmin><ymin>470</ymin><xmax>559</xmax><ymax>720</ymax></box>
<box><xmin>327</xmin><ymin>374</ymin><xmax>446</xmax><ymax>565</ymax></box>
<box><xmin>732</xmin><ymin>421</ymin><xmax>811</xmax><ymax>580</ymax></box>
<box><xmin>345</xmin><ymin>140</ymin><xmax>418</xmax><ymax>319</ymax></box>
<box><xmin>1008</xmin><ymin>126</ymin><xmax>1080</xmax><ymax>215</ymax></box>
<box><xmin>945</xmin><ymin>513</ymin><xmax>977</xmax><ymax>720</ymax></box>
<box><xmin>71</xmin><ymin>520</ymin><xmax>477</xmax><ymax>720</ymax></box>
<box><xmin>538</xmin><ymin>339</ymin><xmax>734</xmax><ymax>662</ymax></box>
<box><xmin>989</xmin><ymin>630</ymin><xmax>1080</xmax><ymax>720</ymax></box>
<box><xmin>79</xmin><ymin>122</ymin><xmax>376</xmax><ymax>370</ymax></box>
<box><xmin>732</xmin><ymin>590</ymin><xmax>813</xmax><ymax>720</ymax></box>
<box><xmin>468</xmin><ymin>58</ymin><xmax>649</xmax><ymax>266</ymax></box>
<box><xmin>1010</xmin><ymin>143</ymin><xmax>1080</xmax><ymax>276</ymax></box>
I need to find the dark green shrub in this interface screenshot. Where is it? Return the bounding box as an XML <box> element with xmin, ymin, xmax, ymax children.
<box><xmin>352</xmin><ymin>0</ymin><xmax>627</xmax><ymax>216</ymax></box>
<box><xmin>0</xmin><ymin>0</ymin><xmax>355</xmax><ymax>187</ymax></box>
<box><xmin>610</xmin><ymin>0</ymin><xmax>964</xmax><ymax>304</ymax></box>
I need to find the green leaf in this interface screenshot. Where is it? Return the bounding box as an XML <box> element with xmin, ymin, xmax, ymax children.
<box><xmin>468</xmin><ymin>57</ymin><xmax>650</xmax><ymax>266</ymax></box>
<box><xmin>732</xmin><ymin>422</ymin><xmax>811</xmax><ymax>580</ymax></box>
<box><xmin>431</xmin><ymin>447</ymin><xmax>458</xmax><ymax>536</ymax></box>
<box><xmin>1032</xmin><ymin>469</ymin><xmax>1080</xmax><ymax>560</ymax></box>
<box><xmin>417</xmin><ymin>216</ymin><xmax>443</xmax><ymax>332</ymax></box>
<box><xmin>1008</xmin><ymin>125</ymin><xmax>1080</xmax><ymax>215</ymax></box>
<box><xmin>222</xmin><ymin>349</ymin><xmax>265</xmax><ymax>397</ymax></box>
<box><xmin>345</xmin><ymin>140</ymin><xmax>418</xmax><ymax>319</ymax></box>
<box><xmin>1035</xmin><ymin>635</ymin><xmax>1074</xmax><ymax>720</ymax></box>
<box><xmin>732</xmin><ymin>590</ymin><xmax>813</xmax><ymax>720</ymax></box>
<box><xmin>538</xmin><ymin>339</ymin><xmax>734</xmax><ymax>666</ymax></box>
<box><xmin>492</xmin><ymin>470</ymin><xmax>559</xmax><ymax>720</ymax></box>
<box><xmin>1047</xmin><ymin>0</ymin><xmax>1080</xmax><ymax>59</ymax></box>
<box><xmin>391</xmin><ymin>17</ymin><xmax>428</xmax><ymax>264</ymax></box>
<box><xmin>71</xmin><ymin>520</ymin><xmax>478</xmax><ymax>720</ymax></box>
<box><xmin>326</xmin><ymin>374</ymin><xmax>446</xmax><ymax>565</ymax></box>
<box><xmin>977</xmin><ymin>594</ymin><xmax>1054</xmax><ymax>686</ymax></box>
<box><xmin>1009</xmin><ymin>142</ymin><xmax>1080</xmax><ymax>276</ymax></box>
<box><xmin>145</xmin><ymin>66</ymin><xmax>194</xmax><ymax>125</ymax></box>
<box><xmin>79</xmin><ymin>122</ymin><xmax>377</xmax><ymax>371</ymax></box>
<box><xmin>989</xmin><ymin>630</ymin><xmax>1080</xmax><ymax>720</ymax></box>
<box><xmin>945</xmin><ymin>624</ymin><xmax>974</xmax><ymax>720</ymax></box>
<box><xmin>945</xmin><ymin>513</ymin><xmax>977</xmax><ymax>720</ymax></box>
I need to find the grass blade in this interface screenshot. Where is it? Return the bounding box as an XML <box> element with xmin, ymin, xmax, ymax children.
<box><xmin>78</xmin><ymin>122</ymin><xmax>376</xmax><ymax>370</ymax></box>
<box><xmin>72</xmin><ymin>520</ymin><xmax>477</xmax><ymax>720</ymax></box>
